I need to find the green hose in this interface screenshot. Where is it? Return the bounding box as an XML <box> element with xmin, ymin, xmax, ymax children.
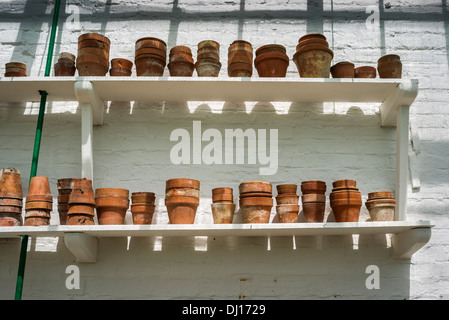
<box><xmin>14</xmin><ymin>0</ymin><xmax>61</xmax><ymax>300</ymax></box>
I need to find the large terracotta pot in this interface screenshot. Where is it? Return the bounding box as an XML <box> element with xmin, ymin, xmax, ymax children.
<box><xmin>254</xmin><ymin>44</ymin><xmax>289</xmax><ymax>77</ymax></box>
<box><xmin>293</xmin><ymin>45</ymin><xmax>333</xmax><ymax>78</ymax></box>
<box><xmin>0</xmin><ymin>169</ymin><xmax>23</xmax><ymax>226</ymax></box>
<box><xmin>330</xmin><ymin>197</ymin><xmax>362</xmax><ymax>222</ymax></box>
<box><xmin>377</xmin><ymin>54</ymin><xmax>402</xmax><ymax>78</ymax></box>
<box><xmin>67</xmin><ymin>178</ymin><xmax>96</xmax><ymax>225</ymax></box>
<box><xmin>77</xmin><ymin>33</ymin><xmax>110</xmax><ymax>76</ymax></box>
<box><xmin>26</xmin><ymin>176</ymin><xmax>52</xmax><ymax>203</ymax></box>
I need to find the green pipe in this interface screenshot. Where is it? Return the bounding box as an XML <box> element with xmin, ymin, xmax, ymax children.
<box><xmin>14</xmin><ymin>0</ymin><xmax>61</xmax><ymax>300</ymax></box>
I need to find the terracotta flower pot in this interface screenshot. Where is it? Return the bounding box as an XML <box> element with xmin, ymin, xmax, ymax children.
<box><xmin>276</xmin><ymin>184</ymin><xmax>297</xmax><ymax>195</ymax></box>
<box><xmin>110</xmin><ymin>58</ymin><xmax>133</xmax><ymax>70</ymax></box>
<box><xmin>109</xmin><ymin>67</ymin><xmax>132</xmax><ymax>76</ymax></box>
<box><xmin>211</xmin><ymin>203</ymin><xmax>235</xmax><ymax>224</ymax></box>
<box><xmin>131</xmin><ymin>204</ymin><xmax>155</xmax><ymax>224</ymax></box>
<box><xmin>24</xmin><ymin>209</ymin><xmax>51</xmax><ymax>226</ymax></box>
<box><xmin>0</xmin><ymin>169</ymin><xmax>23</xmax><ymax>199</ymax></box>
<box><xmin>301</xmin><ymin>180</ymin><xmax>326</xmax><ymax>195</ymax></box>
<box><xmin>275</xmin><ymin>195</ymin><xmax>299</xmax><ymax>205</ymax></box>
<box><xmin>195</xmin><ymin>60</ymin><xmax>222</xmax><ymax>77</ymax></box>
<box><xmin>377</xmin><ymin>54</ymin><xmax>402</xmax><ymax>78</ymax></box>
<box><xmin>135</xmin><ymin>47</ymin><xmax>167</xmax><ymax>60</ymax></box>
<box><xmin>54</xmin><ymin>53</ymin><xmax>76</xmax><ymax>76</ymax></box>
<box><xmin>241</xmin><ymin>205</ymin><xmax>271</xmax><ymax>223</ymax></box>
<box><xmin>135</xmin><ymin>37</ymin><xmax>167</xmax><ymax>52</ymax></box>
<box><xmin>354</xmin><ymin>66</ymin><xmax>376</xmax><ymax>78</ymax></box>
<box><xmin>302</xmin><ymin>193</ymin><xmax>326</xmax><ymax>223</ymax></box>
<box><xmin>198</xmin><ymin>40</ymin><xmax>220</xmax><ymax>51</ymax></box>
<box><xmin>254</xmin><ymin>50</ymin><xmax>289</xmax><ymax>77</ymax></box>
<box><xmin>228</xmin><ymin>40</ymin><xmax>253</xmax><ymax>55</ymax></box>
<box><xmin>0</xmin><ymin>212</ymin><xmax>23</xmax><ymax>226</ymax></box>
<box><xmin>212</xmin><ymin>187</ymin><xmax>233</xmax><ymax>195</ymax></box>
<box><xmin>135</xmin><ymin>54</ymin><xmax>166</xmax><ymax>76</ymax></box>
<box><xmin>79</xmin><ymin>33</ymin><xmax>111</xmax><ymax>46</ymax></box>
<box><xmin>4</xmin><ymin>62</ymin><xmax>27</xmax><ymax>77</ymax></box>
<box><xmin>166</xmin><ymin>187</ymin><xmax>200</xmax><ymax>198</ymax></box>
<box><xmin>239</xmin><ymin>181</ymin><xmax>272</xmax><ymax>194</ymax></box>
<box><xmin>276</xmin><ymin>204</ymin><xmax>299</xmax><ymax>223</ymax></box>
<box><xmin>166</xmin><ymin>178</ymin><xmax>200</xmax><ymax>190</ymax></box>
<box><xmin>131</xmin><ymin>192</ymin><xmax>155</xmax><ymax>205</ymax></box>
<box><xmin>77</xmin><ymin>33</ymin><xmax>110</xmax><ymax>76</ymax></box>
<box><xmin>293</xmin><ymin>45</ymin><xmax>334</xmax><ymax>78</ymax></box>
<box><xmin>165</xmin><ymin>195</ymin><xmax>199</xmax><ymax>224</ymax></box>
<box><xmin>330</xmin><ymin>197</ymin><xmax>362</xmax><ymax>222</ymax></box>
<box><xmin>57</xmin><ymin>178</ymin><xmax>77</xmax><ymax>225</ymax></box>
<box><xmin>239</xmin><ymin>196</ymin><xmax>273</xmax><ymax>207</ymax></box>
<box><xmin>68</xmin><ymin>178</ymin><xmax>95</xmax><ymax>205</ymax></box>
<box><xmin>365</xmin><ymin>199</ymin><xmax>395</xmax><ymax>221</ymax></box>
<box><xmin>66</xmin><ymin>213</ymin><xmax>95</xmax><ymax>225</ymax></box>
<box><xmin>298</xmin><ymin>33</ymin><xmax>327</xmax><ymax>44</ymax></box>
<box><xmin>168</xmin><ymin>61</ymin><xmax>194</xmax><ymax>76</ymax></box>
<box><xmin>332</xmin><ymin>179</ymin><xmax>357</xmax><ymax>189</ymax></box>
<box><xmin>95</xmin><ymin>188</ymin><xmax>129</xmax><ymax>225</ymax></box>
<box><xmin>212</xmin><ymin>193</ymin><xmax>233</xmax><ymax>203</ymax></box>
<box><xmin>330</xmin><ymin>62</ymin><xmax>355</xmax><ymax>78</ymax></box>
<box><xmin>76</xmin><ymin>54</ymin><xmax>109</xmax><ymax>76</ymax></box>
<box><xmin>78</xmin><ymin>39</ymin><xmax>110</xmax><ymax>52</ymax></box>
<box><xmin>228</xmin><ymin>62</ymin><xmax>252</xmax><ymax>77</ymax></box>
<box><xmin>26</xmin><ymin>176</ymin><xmax>52</xmax><ymax>203</ymax></box>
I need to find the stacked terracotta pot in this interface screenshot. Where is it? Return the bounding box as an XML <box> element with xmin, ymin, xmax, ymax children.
<box><xmin>377</xmin><ymin>54</ymin><xmax>402</xmax><ymax>78</ymax></box>
<box><xmin>4</xmin><ymin>62</ymin><xmax>27</xmax><ymax>77</ymax></box>
<box><xmin>330</xmin><ymin>62</ymin><xmax>354</xmax><ymax>78</ymax></box>
<box><xmin>131</xmin><ymin>192</ymin><xmax>156</xmax><ymax>224</ymax></box>
<box><xmin>211</xmin><ymin>187</ymin><xmax>235</xmax><ymax>224</ymax></box>
<box><xmin>109</xmin><ymin>58</ymin><xmax>133</xmax><ymax>76</ymax></box>
<box><xmin>195</xmin><ymin>40</ymin><xmax>221</xmax><ymax>77</ymax></box>
<box><xmin>239</xmin><ymin>181</ymin><xmax>273</xmax><ymax>223</ymax></box>
<box><xmin>57</xmin><ymin>178</ymin><xmax>76</xmax><ymax>225</ymax></box>
<box><xmin>165</xmin><ymin>179</ymin><xmax>200</xmax><ymax>224</ymax></box>
<box><xmin>254</xmin><ymin>44</ymin><xmax>289</xmax><ymax>77</ymax></box>
<box><xmin>54</xmin><ymin>52</ymin><xmax>76</xmax><ymax>76</ymax></box>
<box><xmin>293</xmin><ymin>33</ymin><xmax>333</xmax><ymax>78</ymax></box>
<box><xmin>168</xmin><ymin>46</ymin><xmax>195</xmax><ymax>76</ymax></box>
<box><xmin>301</xmin><ymin>180</ymin><xmax>326</xmax><ymax>223</ymax></box>
<box><xmin>365</xmin><ymin>191</ymin><xmax>396</xmax><ymax>221</ymax></box>
<box><xmin>329</xmin><ymin>179</ymin><xmax>362</xmax><ymax>222</ymax></box>
<box><xmin>354</xmin><ymin>66</ymin><xmax>376</xmax><ymax>78</ymax></box>
<box><xmin>135</xmin><ymin>37</ymin><xmax>167</xmax><ymax>76</ymax></box>
<box><xmin>275</xmin><ymin>184</ymin><xmax>299</xmax><ymax>223</ymax></box>
<box><xmin>76</xmin><ymin>33</ymin><xmax>110</xmax><ymax>76</ymax></box>
<box><xmin>24</xmin><ymin>176</ymin><xmax>53</xmax><ymax>226</ymax></box>
<box><xmin>67</xmin><ymin>178</ymin><xmax>96</xmax><ymax>225</ymax></box>
<box><xmin>0</xmin><ymin>168</ymin><xmax>23</xmax><ymax>226</ymax></box>
<box><xmin>95</xmin><ymin>188</ymin><xmax>129</xmax><ymax>225</ymax></box>
<box><xmin>228</xmin><ymin>40</ymin><xmax>253</xmax><ymax>77</ymax></box>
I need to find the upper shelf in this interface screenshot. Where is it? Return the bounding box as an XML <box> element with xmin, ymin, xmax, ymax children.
<box><xmin>0</xmin><ymin>77</ymin><xmax>418</xmax><ymax>127</ymax></box>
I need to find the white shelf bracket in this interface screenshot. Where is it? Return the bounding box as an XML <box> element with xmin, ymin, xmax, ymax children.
<box><xmin>391</xmin><ymin>227</ymin><xmax>431</xmax><ymax>259</ymax></box>
<box><xmin>380</xmin><ymin>79</ymin><xmax>418</xmax><ymax>127</ymax></box>
<box><xmin>74</xmin><ymin>80</ymin><xmax>105</xmax><ymax>181</ymax></box>
<box><xmin>64</xmin><ymin>232</ymin><xmax>98</xmax><ymax>263</ymax></box>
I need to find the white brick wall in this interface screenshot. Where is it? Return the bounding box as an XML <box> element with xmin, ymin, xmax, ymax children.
<box><xmin>0</xmin><ymin>0</ymin><xmax>448</xmax><ymax>300</ymax></box>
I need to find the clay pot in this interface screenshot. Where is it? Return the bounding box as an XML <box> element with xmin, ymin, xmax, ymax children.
<box><xmin>0</xmin><ymin>212</ymin><xmax>23</xmax><ymax>226</ymax></box>
<box><xmin>276</xmin><ymin>204</ymin><xmax>299</xmax><ymax>223</ymax></box>
<box><xmin>301</xmin><ymin>180</ymin><xmax>326</xmax><ymax>195</ymax></box>
<box><xmin>330</xmin><ymin>62</ymin><xmax>354</xmax><ymax>78</ymax></box>
<box><xmin>211</xmin><ymin>203</ymin><xmax>235</xmax><ymax>224</ymax></box>
<box><xmin>67</xmin><ymin>178</ymin><xmax>96</xmax><ymax>225</ymax></box>
<box><xmin>77</xmin><ymin>33</ymin><xmax>110</xmax><ymax>76</ymax></box>
<box><xmin>212</xmin><ymin>187</ymin><xmax>233</xmax><ymax>195</ymax></box>
<box><xmin>368</xmin><ymin>191</ymin><xmax>393</xmax><ymax>200</ymax></box>
<box><xmin>24</xmin><ymin>176</ymin><xmax>52</xmax><ymax>226</ymax></box>
<box><xmin>135</xmin><ymin>37</ymin><xmax>167</xmax><ymax>52</ymax></box>
<box><xmin>254</xmin><ymin>49</ymin><xmax>289</xmax><ymax>77</ymax></box>
<box><xmin>135</xmin><ymin>47</ymin><xmax>167</xmax><ymax>60</ymax></box>
<box><xmin>54</xmin><ymin>52</ymin><xmax>76</xmax><ymax>76</ymax></box>
<box><xmin>241</xmin><ymin>205</ymin><xmax>271</xmax><ymax>223</ymax></box>
<box><xmin>4</xmin><ymin>62</ymin><xmax>27</xmax><ymax>77</ymax></box>
<box><xmin>239</xmin><ymin>196</ymin><xmax>273</xmax><ymax>207</ymax></box>
<box><xmin>109</xmin><ymin>67</ymin><xmax>132</xmax><ymax>76</ymax></box>
<box><xmin>228</xmin><ymin>40</ymin><xmax>253</xmax><ymax>77</ymax></box>
<box><xmin>24</xmin><ymin>209</ymin><xmax>51</xmax><ymax>226</ymax></box>
<box><xmin>228</xmin><ymin>62</ymin><xmax>252</xmax><ymax>77</ymax></box>
<box><xmin>168</xmin><ymin>61</ymin><xmax>194</xmax><ymax>76</ymax></box>
<box><xmin>109</xmin><ymin>58</ymin><xmax>133</xmax><ymax>76</ymax></box>
<box><xmin>276</xmin><ymin>184</ymin><xmax>297</xmax><ymax>195</ymax></box>
<box><xmin>79</xmin><ymin>33</ymin><xmax>110</xmax><ymax>46</ymax></box>
<box><xmin>377</xmin><ymin>54</ymin><xmax>402</xmax><ymax>78</ymax></box>
<box><xmin>57</xmin><ymin>178</ymin><xmax>77</xmax><ymax>225</ymax></box>
<box><xmin>239</xmin><ymin>181</ymin><xmax>272</xmax><ymax>194</ymax></box>
<box><xmin>165</xmin><ymin>196</ymin><xmax>199</xmax><ymax>224</ymax></box>
<box><xmin>195</xmin><ymin>60</ymin><xmax>222</xmax><ymax>77</ymax></box>
<box><xmin>330</xmin><ymin>197</ymin><xmax>362</xmax><ymax>222</ymax></box>
<box><xmin>354</xmin><ymin>66</ymin><xmax>376</xmax><ymax>78</ymax></box>
<box><xmin>76</xmin><ymin>54</ymin><xmax>109</xmax><ymax>76</ymax></box>
<box><xmin>212</xmin><ymin>193</ymin><xmax>233</xmax><ymax>203</ymax></box>
<box><xmin>131</xmin><ymin>192</ymin><xmax>156</xmax><ymax>205</ymax></box>
<box><xmin>166</xmin><ymin>178</ymin><xmax>200</xmax><ymax>190</ymax></box>
<box><xmin>131</xmin><ymin>204</ymin><xmax>155</xmax><ymax>224</ymax></box>
<box><xmin>365</xmin><ymin>191</ymin><xmax>396</xmax><ymax>221</ymax></box>
<box><xmin>135</xmin><ymin>54</ymin><xmax>166</xmax><ymax>76</ymax></box>
<box><xmin>332</xmin><ymin>179</ymin><xmax>357</xmax><ymax>189</ymax></box>
<box><xmin>275</xmin><ymin>195</ymin><xmax>299</xmax><ymax>205</ymax></box>
<box><xmin>66</xmin><ymin>214</ymin><xmax>95</xmax><ymax>225</ymax></box>
<box><xmin>298</xmin><ymin>33</ymin><xmax>327</xmax><ymax>44</ymax></box>
<box><xmin>302</xmin><ymin>193</ymin><xmax>326</xmax><ymax>223</ymax></box>
<box><xmin>0</xmin><ymin>169</ymin><xmax>23</xmax><ymax>199</ymax></box>
<box><xmin>95</xmin><ymin>188</ymin><xmax>129</xmax><ymax>225</ymax></box>
<box><xmin>26</xmin><ymin>176</ymin><xmax>52</xmax><ymax>203</ymax></box>
<box><xmin>293</xmin><ymin>45</ymin><xmax>334</xmax><ymax>78</ymax></box>
<box><xmin>198</xmin><ymin>40</ymin><xmax>220</xmax><ymax>50</ymax></box>
<box><xmin>68</xmin><ymin>178</ymin><xmax>95</xmax><ymax>205</ymax></box>
<box><xmin>228</xmin><ymin>40</ymin><xmax>253</xmax><ymax>56</ymax></box>
<box><xmin>166</xmin><ymin>187</ymin><xmax>200</xmax><ymax>198</ymax></box>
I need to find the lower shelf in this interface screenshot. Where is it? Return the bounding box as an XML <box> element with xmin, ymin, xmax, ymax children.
<box><xmin>0</xmin><ymin>220</ymin><xmax>433</xmax><ymax>262</ymax></box>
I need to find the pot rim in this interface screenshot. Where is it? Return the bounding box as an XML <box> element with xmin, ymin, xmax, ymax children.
<box><xmin>293</xmin><ymin>46</ymin><xmax>334</xmax><ymax>59</ymax></box>
<box><xmin>78</xmin><ymin>33</ymin><xmax>111</xmax><ymax>45</ymax></box>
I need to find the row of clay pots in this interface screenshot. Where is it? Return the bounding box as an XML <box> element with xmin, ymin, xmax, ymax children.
<box><xmin>239</xmin><ymin>181</ymin><xmax>273</xmax><ymax>223</ymax></box>
<box><xmin>4</xmin><ymin>62</ymin><xmax>27</xmax><ymax>77</ymax></box>
<box><xmin>165</xmin><ymin>178</ymin><xmax>200</xmax><ymax>224</ymax></box>
<box><xmin>195</xmin><ymin>40</ymin><xmax>222</xmax><ymax>77</ymax></box>
<box><xmin>330</xmin><ymin>55</ymin><xmax>402</xmax><ymax>79</ymax></box>
<box><xmin>76</xmin><ymin>33</ymin><xmax>111</xmax><ymax>76</ymax></box>
<box><xmin>0</xmin><ymin>169</ymin><xmax>23</xmax><ymax>226</ymax></box>
<box><xmin>275</xmin><ymin>184</ymin><xmax>299</xmax><ymax>223</ymax></box>
<box><xmin>24</xmin><ymin>176</ymin><xmax>52</xmax><ymax>226</ymax></box>
<box><xmin>254</xmin><ymin>44</ymin><xmax>289</xmax><ymax>78</ymax></box>
<box><xmin>168</xmin><ymin>46</ymin><xmax>195</xmax><ymax>76</ymax></box>
<box><xmin>211</xmin><ymin>187</ymin><xmax>235</xmax><ymax>223</ymax></box>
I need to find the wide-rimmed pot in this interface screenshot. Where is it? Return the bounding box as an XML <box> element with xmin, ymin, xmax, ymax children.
<box><xmin>96</xmin><ymin>197</ymin><xmax>130</xmax><ymax>225</ymax></box>
<box><xmin>135</xmin><ymin>37</ymin><xmax>167</xmax><ymax>52</ymax></box>
<box><xmin>301</xmin><ymin>180</ymin><xmax>326</xmax><ymax>194</ymax></box>
<box><xmin>166</xmin><ymin>178</ymin><xmax>200</xmax><ymax>190</ymax></box>
<box><xmin>330</xmin><ymin>197</ymin><xmax>362</xmax><ymax>222</ymax></box>
<box><xmin>165</xmin><ymin>196</ymin><xmax>199</xmax><ymax>224</ymax></box>
<box><xmin>276</xmin><ymin>204</ymin><xmax>299</xmax><ymax>223</ymax></box>
<box><xmin>377</xmin><ymin>54</ymin><xmax>402</xmax><ymax>78</ymax></box>
<box><xmin>254</xmin><ymin>51</ymin><xmax>289</xmax><ymax>77</ymax></box>
<box><xmin>365</xmin><ymin>199</ymin><xmax>396</xmax><ymax>221</ymax></box>
<box><xmin>293</xmin><ymin>45</ymin><xmax>334</xmax><ymax>78</ymax></box>
<box><xmin>298</xmin><ymin>33</ymin><xmax>327</xmax><ymax>44</ymax></box>
<box><xmin>239</xmin><ymin>196</ymin><xmax>273</xmax><ymax>207</ymax></box>
<box><xmin>131</xmin><ymin>192</ymin><xmax>155</xmax><ymax>204</ymax></box>
<box><xmin>211</xmin><ymin>203</ymin><xmax>235</xmax><ymax>224</ymax></box>
<box><xmin>239</xmin><ymin>181</ymin><xmax>272</xmax><ymax>194</ymax></box>
<box><xmin>332</xmin><ymin>179</ymin><xmax>357</xmax><ymax>189</ymax></box>
<box><xmin>330</xmin><ymin>61</ymin><xmax>355</xmax><ymax>78</ymax></box>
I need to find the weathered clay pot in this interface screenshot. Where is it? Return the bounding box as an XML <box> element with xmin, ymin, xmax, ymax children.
<box><xmin>195</xmin><ymin>60</ymin><xmax>221</xmax><ymax>77</ymax></box>
<box><xmin>76</xmin><ymin>54</ymin><xmax>109</xmax><ymax>76</ymax></box>
<box><xmin>67</xmin><ymin>179</ymin><xmax>96</xmax><ymax>225</ymax></box>
<box><xmin>293</xmin><ymin>45</ymin><xmax>333</xmax><ymax>78</ymax></box>
<box><xmin>354</xmin><ymin>66</ymin><xmax>376</xmax><ymax>78</ymax></box>
<box><xmin>110</xmin><ymin>58</ymin><xmax>133</xmax><ymax>76</ymax></box>
<box><xmin>135</xmin><ymin>37</ymin><xmax>167</xmax><ymax>52</ymax></box>
<box><xmin>26</xmin><ymin>176</ymin><xmax>52</xmax><ymax>203</ymax></box>
<box><xmin>211</xmin><ymin>203</ymin><xmax>235</xmax><ymax>224</ymax></box>
<box><xmin>78</xmin><ymin>39</ymin><xmax>110</xmax><ymax>52</ymax></box>
<box><xmin>228</xmin><ymin>40</ymin><xmax>253</xmax><ymax>56</ymax></box>
<box><xmin>241</xmin><ymin>205</ymin><xmax>271</xmax><ymax>223</ymax></box>
<box><xmin>377</xmin><ymin>54</ymin><xmax>402</xmax><ymax>78</ymax></box>
<box><xmin>330</xmin><ymin>62</ymin><xmax>355</xmax><ymax>78</ymax></box>
<box><xmin>365</xmin><ymin>199</ymin><xmax>395</xmax><ymax>221</ymax></box>
<box><xmin>131</xmin><ymin>192</ymin><xmax>155</xmax><ymax>204</ymax></box>
<box><xmin>0</xmin><ymin>169</ymin><xmax>23</xmax><ymax>199</ymax></box>
<box><xmin>228</xmin><ymin>62</ymin><xmax>252</xmax><ymax>77</ymax></box>
<box><xmin>302</xmin><ymin>193</ymin><xmax>326</xmax><ymax>223</ymax></box>
<box><xmin>0</xmin><ymin>198</ymin><xmax>23</xmax><ymax>207</ymax></box>
<box><xmin>68</xmin><ymin>178</ymin><xmax>96</xmax><ymax>205</ymax></box>
<box><xmin>368</xmin><ymin>191</ymin><xmax>393</xmax><ymax>200</ymax></box>
<box><xmin>135</xmin><ymin>54</ymin><xmax>166</xmax><ymax>76</ymax></box>
<box><xmin>332</xmin><ymin>179</ymin><xmax>357</xmax><ymax>189</ymax></box>
<box><xmin>96</xmin><ymin>197</ymin><xmax>129</xmax><ymax>225</ymax></box>
<box><xmin>239</xmin><ymin>196</ymin><xmax>273</xmax><ymax>207</ymax></box>
<box><xmin>239</xmin><ymin>181</ymin><xmax>272</xmax><ymax>194</ymax></box>
<box><xmin>276</xmin><ymin>204</ymin><xmax>299</xmax><ymax>223</ymax></box>
<box><xmin>131</xmin><ymin>204</ymin><xmax>155</xmax><ymax>224</ymax></box>
<box><xmin>298</xmin><ymin>33</ymin><xmax>327</xmax><ymax>44</ymax></box>
<box><xmin>276</xmin><ymin>184</ymin><xmax>297</xmax><ymax>195</ymax></box>
<box><xmin>24</xmin><ymin>209</ymin><xmax>51</xmax><ymax>226</ymax></box>
<box><xmin>0</xmin><ymin>212</ymin><xmax>23</xmax><ymax>226</ymax></box>
<box><xmin>4</xmin><ymin>62</ymin><xmax>27</xmax><ymax>77</ymax></box>
<box><xmin>165</xmin><ymin>196</ymin><xmax>199</xmax><ymax>224</ymax></box>
<box><xmin>166</xmin><ymin>187</ymin><xmax>200</xmax><ymax>198</ymax></box>
<box><xmin>79</xmin><ymin>33</ymin><xmax>111</xmax><ymax>46</ymax></box>
<box><xmin>212</xmin><ymin>193</ymin><xmax>233</xmax><ymax>203</ymax></box>
<box><xmin>168</xmin><ymin>61</ymin><xmax>194</xmax><ymax>76</ymax></box>
<box><xmin>77</xmin><ymin>33</ymin><xmax>110</xmax><ymax>76</ymax></box>
<box><xmin>254</xmin><ymin>50</ymin><xmax>289</xmax><ymax>77</ymax></box>
<box><xmin>275</xmin><ymin>194</ymin><xmax>299</xmax><ymax>205</ymax></box>
<box><xmin>296</xmin><ymin>39</ymin><xmax>329</xmax><ymax>51</ymax></box>
<box><xmin>212</xmin><ymin>187</ymin><xmax>233</xmax><ymax>195</ymax></box>
<box><xmin>135</xmin><ymin>47</ymin><xmax>167</xmax><ymax>60</ymax></box>
<box><xmin>301</xmin><ymin>180</ymin><xmax>326</xmax><ymax>195</ymax></box>
<box><xmin>54</xmin><ymin>53</ymin><xmax>76</xmax><ymax>76</ymax></box>
<box><xmin>166</xmin><ymin>178</ymin><xmax>200</xmax><ymax>190</ymax></box>
<box><xmin>330</xmin><ymin>197</ymin><xmax>362</xmax><ymax>222</ymax></box>
<box><xmin>198</xmin><ymin>40</ymin><xmax>220</xmax><ymax>50</ymax></box>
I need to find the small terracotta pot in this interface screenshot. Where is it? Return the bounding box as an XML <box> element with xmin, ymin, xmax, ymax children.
<box><xmin>239</xmin><ymin>181</ymin><xmax>272</xmax><ymax>194</ymax></box>
<box><xmin>198</xmin><ymin>40</ymin><xmax>220</xmax><ymax>50</ymax></box>
<box><xmin>54</xmin><ymin>53</ymin><xmax>76</xmax><ymax>76</ymax></box>
<box><xmin>26</xmin><ymin>176</ymin><xmax>52</xmax><ymax>203</ymax></box>
<box><xmin>4</xmin><ymin>62</ymin><xmax>27</xmax><ymax>77</ymax></box>
<box><xmin>275</xmin><ymin>195</ymin><xmax>299</xmax><ymax>205</ymax></box>
<box><xmin>195</xmin><ymin>60</ymin><xmax>221</xmax><ymax>77</ymax></box>
<box><xmin>135</xmin><ymin>37</ymin><xmax>167</xmax><ymax>52</ymax></box>
<box><xmin>25</xmin><ymin>201</ymin><xmax>52</xmax><ymax>210</ymax></box>
<box><xmin>24</xmin><ymin>209</ymin><xmax>51</xmax><ymax>226</ymax></box>
<box><xmin>68</xmin><ymin>178</ymin><xmax>95</xmax><ymax>205</ymax></box>
<box><xmin>296</xmin><ymin>39</ymin><xmax>329</xmax><ymax>51</ymax></box>
<box><xmin>132</xmin><ymin>192</ymin><xmax>156</xmax><ymax>204</ymax></box>
<box><xmin>110</xmin><ymin>58</ymin><xmax>133</xmax><ymax>70</ymax></box>
<box><xmin>168</xmin><ymin>61</ymin><xmax>194</xmax><ymax>76</ymax></box>
<box><xmin>211</xmin><ymin>203</ymin><xmax>235</xmax><ymax>224</ymax></box>
<box><xmin>95</xmin><ymin>188</ymin><xmax>129</xmax><ymax>225</ymax></box>
<box><xmin>131</xmin><ymin>204</ymin><xmax>155</xmax><ymax>224</ymax></box>
<box><xmin>332</xmin><ymin>179</ymin><xmax>357</xmax><ymax>189</ymax></box>
<box><xmin>135</xmin><ymin>54</ymin><xmax>166</xmax><ymax>76</ymax></box>
<box><xmin>241</xmin><ymin>205</ymin><xmax>271</xmax><ymax>223</ymax></box>
<box><xmin>166</xmin><ymin>179</ymin><xmax>200</xmax><ymax>190</ymax></box>
<box><xmin>302</xmin><ymin>202</ymin><xmax>326</xmax><ymax>222</ymax></box>
<box><xmin>79</xmin><ymin>33</ymin><xmax>111</xmax><ymax>46</ymax></box>
<box><xmin>276</xmin><ymin>184</ymin><xmax>297</xmax><ymax>195</ymax></box>
<box><xmin>239</xmin><ymin>196</ymin><xmax>273</xmax><ymax>207</ymax></box>
<box><xmin>330</xmin><ymin>62</ymin><xmax>354</xmax><ymax>78</ymax></box>
<box><xmin>0</xmin><ymin>170</ymin><xmax>23</xmax><ymax>199</ymax></box>
<box><xmin>78</xmin><ymin>39</ymin><xmax>110</xmax><ymax>51</ymax></box>
<box><xmin>293</xmin><ymin>46</ymin><xmax>334</xmax><ymax>78</ymax></box>
<box><xmin>354</xmin><ymin>66</ymin><xmax>376</xmax><ymax>78</ymax></box>
<box><xmin>228</xmin><ymin>62</ymin><xmax>252</xmax><ymax>77</ymax></box>
<box><xmin>76</xmin><ymin>55</ymin><xmax>109</xmax><ymax>76</ymax></box>
<box><xmin>377</xmin><ymin>54</ymin><xmax>402</xmax><ymax>78</ymax></box>
<box><xmin>254</xmin><ymin>50</ymin><xmax>289</xmax><ymax>77</ymax></box>
<box><xmin>368</xmin><ymin>191</ymin><xmax>393</xmax><ymax>200</ymax></box>
<box><xmin>276</xmin><ymin>204</ymin><xmax>299</xmax><ymax>223</ymax></box>
<box><xmin>166</xmin><ymin>198</ymin><xmax>198</xmax><ymax>224</ymax></box>
<box><xmin>301</xmin><ymin>180</ymin><xmax>326</xmax><ymax>195</ymax></box>
<box><xmin>330</xmin><ymin>197</ymin><xmax>362</xmax><ymax>222</ymax></box>
<box><xmin>365</xmin><ymin>200</ymin><xmax>395</xmax><ymax>221</ymax></box>
<box><xmin>298</xmin><ymin>33</ymin><xmax>327</xmax><ymax>44</ymax></box>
